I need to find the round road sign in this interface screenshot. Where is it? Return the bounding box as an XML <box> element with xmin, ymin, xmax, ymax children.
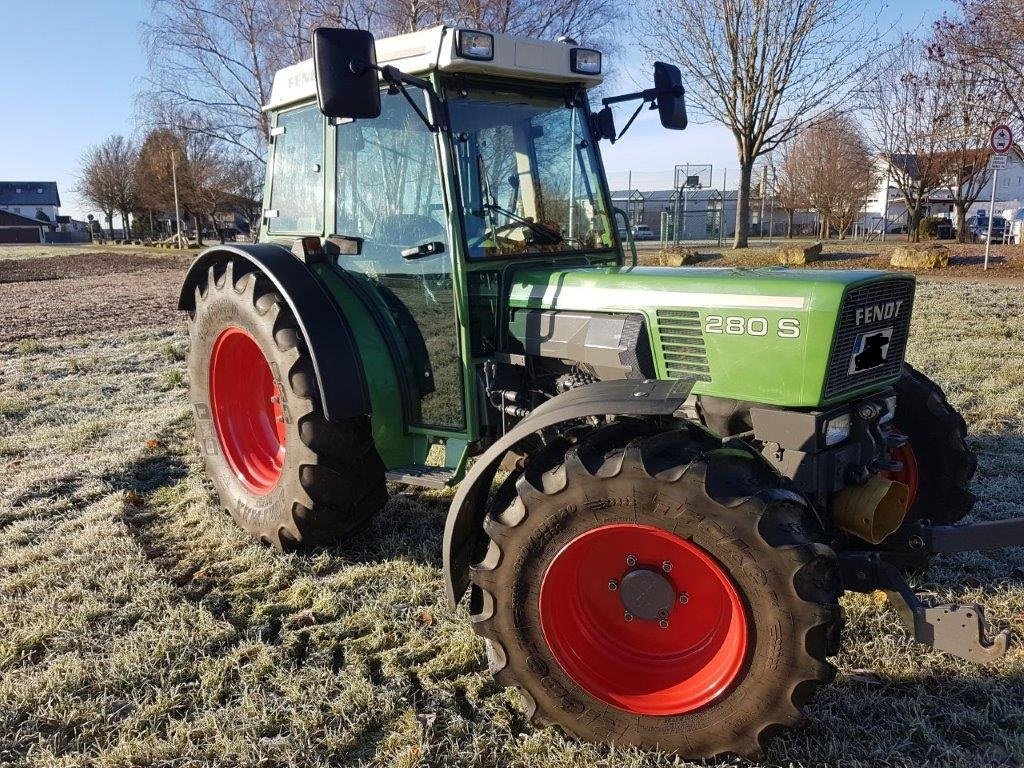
<box><xmin>991</xmin><ymin>124</ymin><xmax>1013</xmax><ymax>154</ymax></box>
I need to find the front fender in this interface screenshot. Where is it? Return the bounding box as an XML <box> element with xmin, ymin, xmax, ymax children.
<box><xmin>178</xmin><ymin>243</ymin><xmax>371</xmax><ymax>421</ymax></box>
<box><xmin>442</xmin><ymin>378</ymin><xmax>694</xmax><ymax>606</ymax></box>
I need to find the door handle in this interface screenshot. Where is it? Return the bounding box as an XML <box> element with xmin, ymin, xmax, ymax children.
<box><xmin>401</xmin><ymin>241</ymin><xmax>445</xmax><ymax>260</ymax></box>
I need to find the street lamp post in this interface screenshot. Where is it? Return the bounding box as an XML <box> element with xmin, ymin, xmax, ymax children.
<box><xmin>171</xmin><ymin>151</ymin><xmax>183</xmax><ymax>250</ymax></box>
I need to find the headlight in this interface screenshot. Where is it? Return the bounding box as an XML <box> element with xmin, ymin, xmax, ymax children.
<box><xmin>823</xmin><ymin>413</ymin><xmax>852</xmax><ymax>447</ymax></box>
<box><xmin>456</xmin><ymin>30</ymin><xmax>494</xmax><ymax>61</ymax></box>
<box><xmin>570</xmin><ymin>48</ymin><xmax>602</xmax><ymax>75</ymax></box>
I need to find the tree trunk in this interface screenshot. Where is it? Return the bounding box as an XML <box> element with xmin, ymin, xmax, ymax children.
<box><xmin>786</xmin><ymin>211</ymin><xmax>794</xmax><ymax>238</ymax></box>
<box><xmin>908</xmin><ymin>206</ymin><xmax>922</xmax><ymax>242</ymax></box>
<box><xmin>212</xmin><ymin>210</ymin><xmax>225</xmax><ymax>244</ymax></box>
<box><xmin>733</xmin><ymin>161</ymin><xmax>753</xmax><ymax>249</ymax></box>
<box><xmin>954</xmin><ymin>201</ymin><xmax>967</xmax><ymax>243</ymax></box>
<box><xmin>193</xmin><ymin>213</ymin><xmax>204</xmax><ymax>246</ymax></box>
<box><xmin>106</xmin><ymin>211</ymin><xmax>114</xmax><ymax>240</ymax></box>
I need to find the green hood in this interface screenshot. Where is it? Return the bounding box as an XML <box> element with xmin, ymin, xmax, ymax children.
<box><xmin>508</xmin><ymin>265</ymin><xmax>916</xmax><ymax>407</ymax></box>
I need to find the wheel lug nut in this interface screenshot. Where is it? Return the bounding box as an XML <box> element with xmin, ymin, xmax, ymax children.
<box><xmin>607</xmin><ymin>579</ymin><xmax>618</xmax><ymax>591</ymax></box>
<box><xmin>625</xmin><ymin>554</ymin><xmax>637</xmax><ymax>567</ymax></box>
<box><xmin>659</xmin><ymin>619</ymin><xmax>669</xmax><ymax>629</ymax></box>
<box><xmin>623</xmin><ymin>611</ymin><xmax>634</xmax><ymax>622</ymax></box>
<box><xmin>270</xmin><ymin>395</ymin><xmax>280</xmax><ymax>403</ymax></box>
<box><xmin>678</xmin><ymin>592</ymin><xmax>689</xmax><ymax>604</ymax></box>
<box><xmin>661</xmin><ymin>560</ymin><xmax>672</xmax><ymax>572</ymax></box>
<box><xmin>657</xmin><ymin>608</ymin><xmax>669</xmax><ymax>619</ymax></box>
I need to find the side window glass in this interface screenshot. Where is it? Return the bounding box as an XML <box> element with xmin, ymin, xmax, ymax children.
<box><xmin>269</xmin><ymin>105</ymin><xmax>324</xmax><ymax>233</ymax></box>
<box><xmin>335</xmin><ymin>93</ymin><xmax>463</xmax><ymax>430</ymax></box>
<box><xmin>335</xmin><ymin>96</ymin><xmax>446</xmax><ymax>258</ymax></box>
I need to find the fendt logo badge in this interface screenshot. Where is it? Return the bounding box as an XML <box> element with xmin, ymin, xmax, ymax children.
<box><xmin>850</xmin><ymin>328</ymin><xmax>894</xmax><ymax>374</ymax></box>
<box><xmin>855</xmin><ymin>300</ymin><xmax>904</xmax><ymax>326</ymax></box>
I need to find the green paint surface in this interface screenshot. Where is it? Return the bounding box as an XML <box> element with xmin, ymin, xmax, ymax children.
<box><xmin>508</xmin><ymin>265</ymin><xmax>914</xmax><ymax>407</ymax></box>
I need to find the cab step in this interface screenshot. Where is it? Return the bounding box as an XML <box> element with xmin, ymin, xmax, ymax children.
<box><xmin>386</xmin><ymin>465</ymin><xmax>457</xmax><ymax>490</ymax></box>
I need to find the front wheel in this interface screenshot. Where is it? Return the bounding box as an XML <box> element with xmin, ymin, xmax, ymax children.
<box><xmin>469</xmin><ymin>421</ymin><xmax>841</xmax><ymax>758</ymax></box>
<box><xmin>883</xmin><ymin>364</ymin><xmax>976</xmax><ymax>526</ymax></box>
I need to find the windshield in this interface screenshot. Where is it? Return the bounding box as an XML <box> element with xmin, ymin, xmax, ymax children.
<box><xmin>446</xmin><ymin>83</ymin><xmax>614</xmax><ymax>259</ymax></box>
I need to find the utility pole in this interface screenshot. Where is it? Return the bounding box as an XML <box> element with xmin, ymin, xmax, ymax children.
<box><xmin>759</xmin><ymin>165</ymin><xmax>767</xmax><ymax>239</ymax></box>
<box><xmin>881</xmin><ymin>161</ymin><xmax>891</xmax><ymax>243</ymax></box>
<box><xmin>767</xmin><ymin>166</ymin><xmax>776</xmax><ymax>245</ymax></box>
<box><xmin>171</xmin><ymin>151</ymin><xmax>183</xmax><ymax>250</ymax></box>
<box><xmin>984</xmin><ymin>167</ymin><xmax>998</xmax><ymax>270</ymax></box>
<box><xmin>719</xmin><ymin>168</ymin><xmax>726</xmax><ymax>247</ymax></box>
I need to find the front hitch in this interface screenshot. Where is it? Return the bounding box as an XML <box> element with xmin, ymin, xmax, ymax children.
<box><xmin>839</xmin><ymin>551</ymin><xmax>1010</xmax><ymax>662</ymax></box>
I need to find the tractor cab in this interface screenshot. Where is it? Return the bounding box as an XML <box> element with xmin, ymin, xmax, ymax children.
<box><xmin>259</xmin><ymin>26</ymin><xmax>684</xmax><ymax>467</ymax></box>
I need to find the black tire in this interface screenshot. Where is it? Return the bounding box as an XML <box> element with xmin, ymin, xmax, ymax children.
<box><xmin>891</xmin><ymin>364</ymin><xmax>976</xmax><ymax>525</ymax></box>
<box><xmin>469</xmin><ymin>419</ymin><xmax>841</xmax><ymax>758</ymax></box>
<box><xmin>185</xmin><ymin>259</ymin><xmax>388</xmax><ymax>549</ymax></box>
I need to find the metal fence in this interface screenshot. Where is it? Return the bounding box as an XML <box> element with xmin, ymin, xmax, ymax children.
<box><xmin>44</xmin><ymin>231</ymin><xmax>91</xmax><ymax>244</ymax></box>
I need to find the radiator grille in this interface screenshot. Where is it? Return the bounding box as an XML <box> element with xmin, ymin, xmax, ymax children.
<box><xmin>824</xmin><ymin>279</ymin><xmax>915</xmax><ymax>399</ymax></box>
<box><xmin>655</xmin><ymin>310</ymin><xmax>711</xmax><ymax>382</ymax></box>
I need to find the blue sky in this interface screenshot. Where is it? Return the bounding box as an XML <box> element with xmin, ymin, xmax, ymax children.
<box><xmin>0</xmin><ymin>0</ymin><xmax>943</xmax><ymax>218</ymax></box>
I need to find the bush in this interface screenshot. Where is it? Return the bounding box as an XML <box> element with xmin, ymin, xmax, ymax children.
<box><xmin>918</xmin><ymin>216</ymin><xmax>944</xmax><ymax>240</ymax></box>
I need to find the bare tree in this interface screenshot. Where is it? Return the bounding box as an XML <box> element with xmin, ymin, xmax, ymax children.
<box><xmin>927</xmin><ymin>30</ymin><xmax>1005</xmax><ymax>241</ymax></box>
<box><xmin>635</xmin><ymin>0</ymin><xmax>884</xmax><ymax>248</ymax></box>
<box><xmin>863</xmin><ymin>41</ymin><xmax>947</xmax><ymax>242</ymax></box>
<box><xmin>796</xmin><ymin>114</ymin><xmax>874</xmax><ymax>238</ymax></box>
<box><xmin>142</xmin><ymin>0</ymin><xmax>618</xmax><ymax>175</ymax></box>
<box><xmin>936</xmin><ymin>0</ymin><xmax>1024</xmax><ymax>127</ymax></box>
<box><xmin>141</xmin><ymin>0</ymin><xmax>291</xmax><ymax>165</ymax></box>
<box><xmin>771</xmin><ymin>141</ymin><xmax>807</xmax><ymax>238</ymax></box>
<box><xmin>78</xmin><ymin>136</ymin><xmax>138</xmax><ymax>240</ymax></box>
<box><xmin>136</xmin><ymin>128</ymin><xmax>190</xmax><ymax>237</ymax></box>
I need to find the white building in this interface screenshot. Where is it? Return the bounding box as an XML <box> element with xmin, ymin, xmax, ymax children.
<box><xmin>0</xmin><ymin>181</ymin><xmax>61</xmax><ymax>223</ymax></box>
<box><xmin>863</xmin><ymin>148</ymin><xmax>1024</xmax><ymax>234</ymax></box>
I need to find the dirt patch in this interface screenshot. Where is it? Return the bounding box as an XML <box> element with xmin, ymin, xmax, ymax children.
<box><xmin>0</xmin><ymin>252</ymin><xmax>191</xmax><ymax>284</ymax></box>
<box><xmin>0</xmin><ymin>251</ymin><xmax>190</xmax><ymax>342</ymax></box>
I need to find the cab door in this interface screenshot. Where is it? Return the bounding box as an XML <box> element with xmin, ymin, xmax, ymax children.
<box><xmin>334</xmin><ymin>92</ymin><xmax>465</xmax><ymax>431</ymax></box>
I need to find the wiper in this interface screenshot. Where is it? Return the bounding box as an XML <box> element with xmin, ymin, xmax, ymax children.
<box><xmin>480</xmin><ymin>201</ymin><xmax>563</xmax><ymax>246</ymax></box>
<box><xmin>474</xmin><ymin>151</ymin><xmax>561</xmax><ymax>246</ymax></box>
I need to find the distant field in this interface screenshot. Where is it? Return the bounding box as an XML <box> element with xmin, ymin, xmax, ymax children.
<box><xmin>636</xmin><ymin>238</ymin><xmax>1024</xmax><ymax>277</ymax></box>
<box><xmin>1</xmin><ymin>249</ymin><xmax>1023</xmax><ymax>767</ymax></box>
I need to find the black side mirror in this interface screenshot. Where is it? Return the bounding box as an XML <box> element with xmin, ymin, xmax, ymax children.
<box><xmin>653</xmin><ymin>62</ymin><xmax>687</xmax><ymax>130</ymax></box>
<box><xmin>595</xmin><ymin>106</ymin><xmax>616</xmax><ymax>141</ymax></box>
<box><xmin>312</xmin><ymin>28</ymin><xmax>381</xmax><ymax>120</ymax></box>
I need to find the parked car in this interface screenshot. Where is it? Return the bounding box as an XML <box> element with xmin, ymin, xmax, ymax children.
<box><xmin>934</xmin><ymin>218</ymin><xmax>955</xmax><ymax>240</ymax></box>
<box><xmin>962</xmin><ymin>215</ymin><xmax>1007</xmax><ymax>243</ymax></box>
<box><xmin>631</xmin><ymin>223</ymin><xmax>656</xmax><ymax>240</ymax></box>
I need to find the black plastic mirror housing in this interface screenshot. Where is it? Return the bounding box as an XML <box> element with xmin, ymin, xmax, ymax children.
<box><xmin>653</xmin><ymin>62</ymin><xmax>687</xmax><ymax>130</ymax></box>
<box><xmin>312</xmin><ymin>28</ymin><xmax>382</xmax><ymax>120</ymax></box>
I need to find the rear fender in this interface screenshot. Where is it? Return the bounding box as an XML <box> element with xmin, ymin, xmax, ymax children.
<box><xmin>442</xmin><ymin>378</ymin><xmax>693</xmax><ymax>606</ymax></box>
<box><xmin>178</xmin><ymin>243</ymin><xmax>370</xmax><ymax>421</ymax></box>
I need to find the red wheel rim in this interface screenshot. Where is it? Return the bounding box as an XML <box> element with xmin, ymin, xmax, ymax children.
<box><xmin>208</xmin><ymin>327</ymin><xmax>286</xmax><ymax>494</ymax></box>
<box><xmin>538</xmin><ymin>523</ymin><xmax>748</xmax><ymax>716</ymax></box>
<box><xmin>883</xmin><ymin>430</ymin><xmax>919</xmax><ymax>508</ymax></box>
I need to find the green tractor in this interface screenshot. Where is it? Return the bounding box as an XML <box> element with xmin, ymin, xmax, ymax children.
<box><xmin>179</xmin><ymin>25</ymin><xmax>1013</xmax><ymax>758</ymax></box>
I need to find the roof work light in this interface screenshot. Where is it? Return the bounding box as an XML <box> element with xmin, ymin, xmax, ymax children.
<box><xmin>456</xmin><ymin>30</ymin><xmax>494</xmax><ymax>60</ymax></box>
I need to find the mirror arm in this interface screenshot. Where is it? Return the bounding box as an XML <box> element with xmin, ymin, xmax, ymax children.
<box><xmin>601</xmin><ymin>87</ymin><xmax>659</xmax><ymax>107</ymax></box>
<box><xmin>599</xmin><ymin>85</ymin><xmax>681</xmax><ymax>142</ymax></box>
<box><xmin>378</xmin><ymin>64</ymin><xmax>448</xmax><ymax>133</ymax></box>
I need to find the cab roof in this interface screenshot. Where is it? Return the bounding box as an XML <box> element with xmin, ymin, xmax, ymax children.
<box><xmin>266</xmin><ymin>26</ymin><xmax>603</xmax><ymax>112</ymax></box>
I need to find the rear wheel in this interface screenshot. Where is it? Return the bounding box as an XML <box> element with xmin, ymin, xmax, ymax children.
<box><xmin>469</xmin><ymin>421</ymin><xmax>841</xmax><ymax>758</ymax></box>
<box><xmin>186</xmin><ymin>259</ymin><xmax>388</xmax><ymax>549</ymax></box>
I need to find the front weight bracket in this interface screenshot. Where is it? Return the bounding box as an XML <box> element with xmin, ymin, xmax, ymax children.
<box><xmin>839</xmin><ymin>552</ymin><xmax>1009</xmax><ymax>663</ymax></box>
